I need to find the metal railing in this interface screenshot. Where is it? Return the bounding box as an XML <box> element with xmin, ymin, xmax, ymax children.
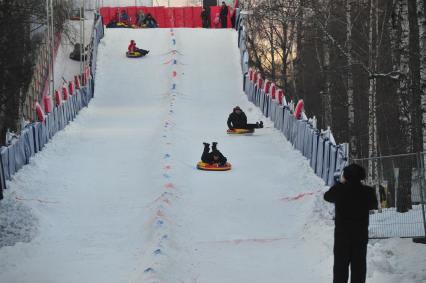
<box><xmin>352</xmin><ymin>152</ymin><xmax>426</xmax><ymax>239</ymax></box>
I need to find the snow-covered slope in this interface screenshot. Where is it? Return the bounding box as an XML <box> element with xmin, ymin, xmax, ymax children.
<box><xmin>0</xmin><ymin>28</ymin><xmax>425</xmax><ymax>283</ymax></box>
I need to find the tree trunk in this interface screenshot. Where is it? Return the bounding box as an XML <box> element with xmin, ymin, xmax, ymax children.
<box><xmin>367</xmin><ymin>0</ymin><xmax>378</xmax><ymax>183</ymax></box>
<box><xmin>346</xmin><ymin>0</ymin><xmax>356</xmax><ymax>158</ymax></box>
<box><xmin>418</xmin><ymin>0</ymin><xmax>426</xmax><ymax>156</ymax></box>
<box><xmin>322</xmin><ymin>41</ymin><xmax>332</xmax><ymax>128</ymax></box>
<box><xmin>397</xmin><ymin>0</ymin><xmax>413</xmax><ymax>212</ymax></box>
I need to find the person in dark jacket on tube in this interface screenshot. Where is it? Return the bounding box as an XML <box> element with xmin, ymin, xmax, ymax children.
<box><xmin>201</xmin><ymin>142</ymin><xmax>227</xmax><ymax>166</ymax></box>
<box><xmin>324</xmin><ymin>164</ymin><xmax>378</xmax><ymax>283</ymax></box>
<box><xmin>227</xmin><ymin>106</ymin><xmax>263</xmax><ymax>130</ymax></box>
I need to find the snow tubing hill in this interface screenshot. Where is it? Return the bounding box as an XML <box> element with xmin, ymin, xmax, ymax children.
<box><xmin>196</xmin><ymin>161</ymin><xmax>232</xmax><ymax>171</ymax></box>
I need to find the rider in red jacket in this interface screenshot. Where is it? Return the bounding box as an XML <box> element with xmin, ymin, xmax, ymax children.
<box><xmin>128</xmin><ymin>40</ymin><xmax>137</xmax><ymax>53</ymax></box>
<box><xmin>128</xmin><ymin>40</ymin><xmax>149</xmax><ymax>56</ymax></box>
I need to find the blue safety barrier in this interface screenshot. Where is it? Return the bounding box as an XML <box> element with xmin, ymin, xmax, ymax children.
<box><xmin>0</xmin><ymin>15</ymin><xmax>104</xmax><ymax>199</ymax></box>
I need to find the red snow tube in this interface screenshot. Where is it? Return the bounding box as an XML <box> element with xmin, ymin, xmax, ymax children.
<box><xmin>55</xmin><ymin>90</ymin><xmax>62</xmax><ymax>106</ymax></box>
<box><xmin>277</xmin><ymin>89</ymin><xmax>283</xmax><ymax>105</ymax></box>
<box><xmin>35</xmin><ymin>102</ymin><xmax>45</xmax><ymax>122</ymax></box>
<box><xmin>294</xmin><ymin>99</ymin><xmax>304</xmax><ymax>119</ymax></box>
<box><xmin>264</xmin><ymin>79</ymin><xmax>270</xmax><ymax>93</ymax></box>
<box><xmin>43</xmin><ymin>95</ymin><xmax>53</xmax><ymax>113</ymax></box>
<box><xmin>270</xmin><ymin>83</ymin><xmax>276</xmax><ymax>99</ymax></box>
<box><xmin>63</xmin><ymin>85</ymin><xmax>69</xmax><ymax>100</ymax></box>
<box><xmin>69</xmin><ymin>80</ymin><xmax>74</xmax><ymax>95</ymax></box>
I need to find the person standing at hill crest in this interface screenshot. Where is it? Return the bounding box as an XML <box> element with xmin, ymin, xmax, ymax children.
<box><xmin>220</xmin><ymin>1</ymin><xmax>228</xmax><ymax>28</ymax></box>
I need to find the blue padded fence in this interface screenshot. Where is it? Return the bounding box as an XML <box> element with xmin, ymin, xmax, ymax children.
<box><xmin>0</xmin><ymin>15</ymin><xmax>104</xmax><ymax>198</ymax></box>
<box><xmin>234</xmin><ymin>9</ymin><xmax>348</xmax><ymax>186</ymax></box>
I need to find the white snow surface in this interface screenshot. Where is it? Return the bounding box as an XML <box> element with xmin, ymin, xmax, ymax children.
<box><xmin>1</xmin><ymin>28</ymin><xmax>426</xmax><ymax>283</ymax></box>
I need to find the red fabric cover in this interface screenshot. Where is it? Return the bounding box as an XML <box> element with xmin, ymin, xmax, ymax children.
<box><xmin>294</xmin><ymin>99</ymin><xmax>304</xmax><ymax>119</ymax></box>
<box><xmin>35</xmin><ymin>102</ymin><xmax>45</xmax><ymax>122</ymax></box>
<box><xmin>127</xmin><ymin>7</ymin><xmax>137</xmax><ymax>24</ymax></box>
<box><xmin>270</xmin><ymin>83</ymin><xmax>276</xmax><ymax>99</ymax></box>
<box><xmin>210</xmin><ymin>6</ymin><xmax>221</xmax><ymax>28</ymax></box>
<box><xmin>183</xmin><ymin>7</ymin><xmax>193</xmax><ymax>27</ymax></box>
<box><xmin>277</xmin><ymin>89</ymin><xmax>283</xmax><ymax>105</ymax></box>
<box><xmin>264</xmin><ymin>80</ymin><xmax>270</xmax><ymax>93</ymax></box>
<box><xmin>63</xmin><ymin>85</ymin><xmax>69</xmax><ymax>101</ymax></box>
<box><xmin>192</xmin><ymin>7</ymin><xmax>202</xmax><ymax>28</ymax></box>
<box><xmin>55</xmin><ymin>90</ymin><xmax>62</xmax><ymax>106</ymax></box>
<box><xmin>100</xmin><ymin>7</ymin><xmax>111</xmax><ymax>25</ymax></box>
<box><xmin>257</xmin><ymin>75</ymin><xmax>263</xmax><ymax>88</ymax></box>
<box><xmin>68</xmin><ymin>81</ymin><xmax>74</xmax><ymax>95</ymax></box>
<box><xmin>174</xmin><ymin>8</ymin><xmax>185</xmax><ymax>27</ymax></box>
<box><xmin>74</xmin><ymin>75</ymin><xmax>80</xmax><ymax>89</ymax></box>
<box><xmin>165</xmin><ymin>8</ymin><xmax>174</xmax><ymax>28</ymax></box>
<box><xmin>43</xmin><ymin>95</ymin><xmax>53</xmax><ymax>113</ymax></box>
<box><xmin>154</xmin><ymin>7</ymin><xmax>166</xmax><ymax>28</ymax></box>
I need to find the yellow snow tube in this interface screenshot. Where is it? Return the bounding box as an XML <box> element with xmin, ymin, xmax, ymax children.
<box><xmin>227</xmin><ymin>128</ymin><xmax>254</xmax><ymax>135</ymax></box>
<box><xmin>197</xmin><ymin>161</ymin><xmax>232</xmax><ymax>171</ymax></box>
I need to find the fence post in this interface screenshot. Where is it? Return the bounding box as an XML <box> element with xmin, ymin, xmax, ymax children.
<box><xmin>416</xmin><ymin>152</ymin><xmax>426</xmax><ymax>237</ymax></box>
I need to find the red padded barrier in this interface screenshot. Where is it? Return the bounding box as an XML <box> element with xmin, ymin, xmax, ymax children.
<box><xmin>249</xmin><ymin>68</ymin><xmax>253</xmax><ymax>81</ymax></box>
<box><xmin>35</xmin><ymin>102</ymin><xmax>45</xmax><ymax>122</ymax></box>
<box><xmin>55</xmin><ymin>90</ymin><xmax>62</xmax><ymax>106</ymax></box>
<box><xmin>100</xmin><ymin>7</ymin><xmax>111</xmax><ymax>25</ymax></box>
<box><xmin>192</xmin><ymin>7</ymin><xmax>202</xmax><ymax>27</ymax></box>
<box><xmin>43</xmin><ymin>95</ymin><xmax>53</xmax><ymax>113</ymax></box>
<box><xmin>63</xmin><ymin>85</ymin><xmax>69</xmax><ymax>101</ymax></box>
<box><xmin>101</xmin><ymin>6</ymin><xmax>225</xmax><ymax>28</ymax></box>
<box><xmin>74</xmin><ymin>75</ymin><xmax>80</xmax><ymax>89</ymax></box>
<box><xmin>257</xmin><ymin>76</ymin><xmax>263</xmax><ymax>89</ymax></box>
<box><xmin>294</xmin><ymin>99</ymin><xmax>304</xmax><ymax>119</ymax></box>
<box><xmin>68</xmin><ymin>81</ymin><xmax>74</xmax><ymax>95</ymax></box>
<box><xmin>270</xmin><ymin>83</ymin><xmax>276</xmax><ymax>99</ymax></box>
<box><xmin>111</xmin><ymin>7</ymin><xmax>120</xmax><ymax>22</ymax></box>
<box><xmin>253</xmin><ymin>72</ymin><xmax>258</xmax><ymax>84</ymax></box>
<box><xmin>264</xmin><ymin>79</ymin><xmax>270</xmax><ymax>93</ymax></box>
<box><xmin>127</xmin><ymin>7</ymin><xmax>137</xmax><ymax>25</ymax></box>
<box><xmin>174</xmin><ymin>8</ymin><xmax>185</xmax><ymax>27</ymax></box>
<box><xmin>183</xmin><ymin>7</ymin><xmax>193</xmax><ymax>27</ymax></box>
<box><xmin>165</xmin><ymin>8</ymin><xmax>174</xmax><ymax>28</ymax></box>
<box><xmin>154</xmin><ymin>7</ymin><xmax>166</xmax><ymax>28</ymax></box>
<box><xmin>277</xmin><ymin>89</ymin><xmax>283</xmax><ymax>105</ymax></box>
<box><xmin>210</xmin><ymin>6</ymin><xmax>221</xmax><ymax>28</ymax></box>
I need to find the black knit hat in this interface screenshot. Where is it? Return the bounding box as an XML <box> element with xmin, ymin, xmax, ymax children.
<box><xmin>343</xmin><ymin>164</ymin><xmax>366</xmax><ymax>183</ymax></box>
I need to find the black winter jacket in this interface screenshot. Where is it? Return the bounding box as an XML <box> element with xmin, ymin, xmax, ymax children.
<box><xmin>227</xmin><ymin>111</ymin><xmax>247</xmax><ymax>129</ymax></box>
<box><xmin>201</xmin><ymin>147</ymin><xmax>227</xmax><ymax>166</ymax></box>
<box><xmin>324</xmin><ymin>182</ymin><xmax>378</xmax><ymax>240</ymax></box>
<box><xmin>220</xmin><ymin>5</ymin><xmax>228</xmax><ymax>18</ymax></box>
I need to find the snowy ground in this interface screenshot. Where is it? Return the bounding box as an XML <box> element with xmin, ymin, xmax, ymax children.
<box><xmin>0</xmin><ymin>28</ymin><xmax>425</xmax><ymax>283</ymax></box>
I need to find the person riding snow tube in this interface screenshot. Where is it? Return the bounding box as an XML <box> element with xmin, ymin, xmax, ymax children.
<box><xmin>227</xmin><ymin>106</ymin><xmax>263</xmax><ymax>133</ymax></box>
<box><xmin>197</xmin><ymin>142</ymin><xmax>231</xmax><ymax>171</ymax></box>
<box><xmin>126</xmin><ymin>40</ymin><xmax>149</xmax><ymax>58</ymax></box>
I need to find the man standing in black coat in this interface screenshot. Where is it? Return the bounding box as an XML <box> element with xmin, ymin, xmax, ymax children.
<box><xmin>227</xmin><ymin>106</ymin><xmax>263</xmax><ymax>130</ymax></box>
<box><xmin>324</xmin><ymin>164</ymin><xmax>378</xmax><ymax>283</ymax></box>
<box><xmin>220</xmin><ymin>1</ymin><xmax>228</xmax><ymax>28</ymax></box>
<box><xmin>201</xmin><ymin>7</ymin><xmax>210</xmax><ymax>28</ymax></box>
